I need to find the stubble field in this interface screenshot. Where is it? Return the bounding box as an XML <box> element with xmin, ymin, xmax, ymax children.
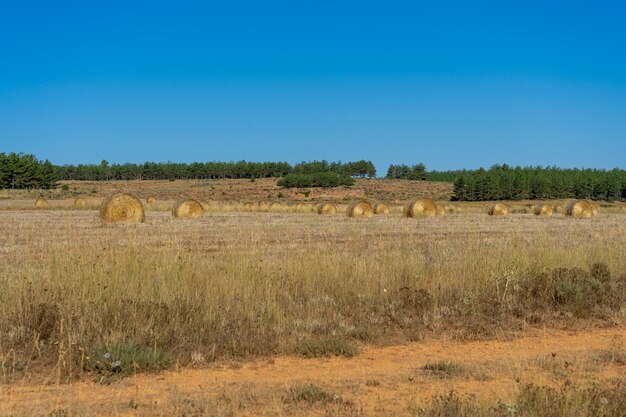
<box><xmin>0</xmin><ymin>186</ymin><xmax>625</xmax><ymax>416</ymax></box>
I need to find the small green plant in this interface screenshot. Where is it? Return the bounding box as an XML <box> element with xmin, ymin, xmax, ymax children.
<box><xmin>421</xmin><ymin>361</ymin><xmax>469</xmax><ymax>378</ymax></box>
<box><xmin>287</xmin><ymin>384</ymin><xmax>341</xmax><ymax>405</ymax></box>
<box><xmin>83</xmin><ymin>342</ymin><xmax>171</xmax><ymax>383</ymax></box>
<box><xmin>293</xmin><ymin>337</ymin><xmax>357</xmax><ymax>358</ymax></box>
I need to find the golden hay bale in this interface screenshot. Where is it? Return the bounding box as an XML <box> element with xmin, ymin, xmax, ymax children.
<box><xmin>565</xmin><ymin>199</ymin><xmax>595</xmax><ymax>217</ymax></box>
<box><xmin>488</xmin><ymin>203</ymin><xmax>508</xmax><ymax>216</ymax></box>
<box><xmin>74</xmin><ymin>197</ymin><xmax>86</xmax><ymax>208</ymax></box>
<box><xmin>99</xmin><ymin>193</ymin><xmax>145</xmax><ymax>223</ymax></box>
<box><xmin>269</xmin><ymin>202</ymin><xmax>285</xmax><ymax>212</ymax></box>
<box><xmin>200</xmin><ymin>200</ymin><xmax>210</xmax><ymax>211</ymax></box>
<box><xmin>346</xmin><ymin>201</ymin><xmax>373</xmax><ymax>218</ymax></box>
<box><xmin>147</xmin><ymin>196</ymin><xmax>157</xmax><ymax>203</ymax></box>
<box><xmin>373</xmin><ymin>203</ymin><xmax>390</xmax><ymax>215</ymax></box>
<box><xmin>533</xmin><ymin>204</ymin><xmax>553</xmax><ymax>216</ymax></box>
<box><xmin>242</xmin><ymin>202</ymin><xmax>256</xmax><ymax>212</ymax></box>
<box><xmin>404</xmin><ymin>198</ymin><xmax>437</xmax><ymax>217</ymax></box>
<box><xmin>172</xmin><ymin>198</ymin><xmax>204</xmax><ymax>219</ymax></box>
<box><xmin>35</xmin><ymin>198</ymin><xmax>49</xmax><ymax>209</ymax></box>
<box><xmin>295</xmin><ymin>202</ymin><xmax>309</xmax><ymax>212</ymax></box>
<box><xmin>317</xmin><ymin>202</ymin><xmax>337</xmax><ymax>215</ymax></box>
<box><xmin>435</xmin><ymin>205</ymin><xmax>446</xmax><ymax>216</ymax></box>
<box><xmin>590</xmin><ymin>201</ymin><xmax>599</xmax><ymax>216</ymax></box>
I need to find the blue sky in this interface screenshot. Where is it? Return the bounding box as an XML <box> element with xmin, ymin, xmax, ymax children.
<box><xmin>1</xmin><ymin>1</ymin><xmax>625</xmax><ymax>173</ymax></box>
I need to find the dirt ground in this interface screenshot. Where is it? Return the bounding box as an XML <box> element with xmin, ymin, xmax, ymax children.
<box><xmin>1</xmin><ymin>327</ymin><xmax>624</xmax><ymax>416</ymax></box>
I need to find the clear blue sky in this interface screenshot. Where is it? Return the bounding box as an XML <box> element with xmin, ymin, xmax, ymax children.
<box><xmin>1</xmin><ymin>1</ymin><xmax>625</xmax><ymax>173</ymax></box>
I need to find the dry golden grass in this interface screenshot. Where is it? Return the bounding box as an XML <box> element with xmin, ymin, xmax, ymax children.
<box><xmin>0</xmin><ymin>204</ymin><xmax>624</xmax><ymax>417</ymax></box>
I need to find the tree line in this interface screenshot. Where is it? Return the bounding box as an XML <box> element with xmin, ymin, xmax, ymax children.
<box><xmin>450</xmin><ymin>165</ymin><xmax>626</xmax><ymax>201</ymax></box>
<box><xmin>0</xmin><ymin>153</ymin><xmax>58</xmax><ymax>189</ymax></box>
<box><xmin>55</xmin><ymin>159</ymin><xmax>376</xmax><ymax>181</ymax></box>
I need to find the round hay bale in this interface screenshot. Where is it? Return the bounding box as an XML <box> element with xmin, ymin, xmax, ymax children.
<box><xmin>147</xmin><ymin>196</ymin><xmax>157</xmax><ymax>203</ymax></box>
<box><xmin>533</xmin><ymin>204</ymin><xmax>553</xmax><ymax>216</ymax></box>
<box><xmin>242</xmin><ymin>202</ymin><xmax>255</xmax><ymax>212</ymax></box>
<box><xmin>590</xmin><ymin>201</ymin><xmax>599</xmax><ymax>216</ymax></box>
<box><xmin>74</xmin><ymin>197</ymin><xmax>86</xmax><ymax>208</ymax></box>
<box><xmin>373</xmin><ymin>203</ymin><xmax>390</xmax><ymax>215</ymax></box>
<box><xmin>347</xmin><ymin>201</ymin><xmax>373</xmax><ymax>218</ymax></box>
<box><xmin>295</xmin><ymin>202</ymin><xmax>309</xmax><ymax>213</ymax></box>
<box><xmin>35</xmin><ymin>198</ymin><xmax>49</xmax><ymax>209</ymax></box>
<box><xmin>172</xmin><ymin>198</ymin><xmax>203</xmax><ymax>219</ymax></box>
<box><xmin>435</xmin><ymin>205</ymin><xmax>446</xmax><ymax>216</ymax></box>
<box><xmin>269</xmin><ymin>202</ymin><xmax>285</xmax><ymax>212</ymax></box>
<box><xmin>488</xmin><ymin>203</ymin><xmax>508</xmax><ymax>216</ymax></box>
<box><xmin>565</xmin><ymin>199</ymin><xmax>595</xmax><ymax>217</ymax></box>
<box><xmin>404</xmin><ymin>198</ymin><xmax>437</xmax><ymax>217</ymax></box>
<box><xmin>100</xmin><ymin>193</ymin><xmax>144</xmax><ymax>223</ymax></box>
<box><xmin>200</xmin><ymin>200</ymin><xmax>211</xmax><ymax>211</ymax></box>
<box><xmin>317</xmin><ymin>202</ymin><xmax>337</xmax><ymax>215</ymax></box>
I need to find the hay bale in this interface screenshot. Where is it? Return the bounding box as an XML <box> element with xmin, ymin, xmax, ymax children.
<box><xmin>200</xmin><ymin>200</ymin><xmax>211</xmax><ymax>211</ymax></box>
<box><xmin>35</xmin><ymin>198</ymin><xmax>49</xmax><ymax>209</ymax></box>
<box><xmin>295</xmin><ymin>202</ymin><xmax>309</xmax><ymax>213</ymax></box>
<box><xmin>435</xmin><ymin>205</ymin><xmax>446</xmax><ymax>216</ymax></box>
<box><xmin>99</xmin><ymin>193</ymin><xmax>145</xmax><ymax>223</ymax></box>
<box><xmin>172</xmin><ymin>198</ymin><xmax>204</xmax><ymax>219</ymax></box>
<box><xmin>347</xmin><ymin>201</ymin><xmax>373</xmax><ymax>218</ymax></box>
<box><xmin>533</xmin><ymin>204</ymin><xmax>553</xmax><ymax>216</ymax></box>
<box><xmin>488</xmin><ymin>203</ymin><xmax>508</xmax><ymax>216</ymax></box>
<box><xmin>565</xmin><ymin>199</ymin><xmax>595</xmax><ymax>217</ymax></box>
<box><xmin>242</xmin><ymin>202</ymin><xmax>255</xmax><ymax>212</ymax></box>
<box><xmin>147</xmin><ymin>196</ymin><xmax>157</xmax><ymax>203</ymax></box>
<box><xmin>590</xmin><ymin>201</ymin><xmax>599</xmax><ymax>216</ymax></box>
<box><xmin>373</xmin><ymin>203</ymin><xmax>390</xmax><ymax>215</ymax></box>
<box><xmin>269</xmin><ymin>202</ymin><xmax>285</xmax><ymax>212</ymax></box>
<box><xmin>74</xmin><ymin>197</ymin><xmax>86</xmax><ymax>208</ymax></box>
<box><xmin>317</xmin><ymin>202</ymin><xmax>337</xmax><ymax>215</ymax></box>
<box><xmin>404</xmin><ymin>198</ymin><xmax>437</xmax><ymax>217</ymax></box>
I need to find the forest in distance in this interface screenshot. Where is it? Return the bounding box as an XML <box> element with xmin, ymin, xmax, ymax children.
<box><xmin>1</xmin><ymin>152</ymin><xmax>625</xmax><ymax>201</ymax></box>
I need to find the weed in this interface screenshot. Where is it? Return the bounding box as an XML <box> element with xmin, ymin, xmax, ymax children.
<box><xmin>294</xmin><ymin>337</ymin><xmax>357</xmax><ymax>358</ymax></box>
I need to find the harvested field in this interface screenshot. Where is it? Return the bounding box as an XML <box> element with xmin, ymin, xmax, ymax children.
<box><xmin>0</xmin><ymin>195</ymin><xmax>624</xmax><ymax>416</ymax></box>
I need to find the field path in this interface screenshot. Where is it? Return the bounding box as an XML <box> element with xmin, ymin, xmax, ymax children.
<box><xmin>1</xmin><ymin>327</ymin><xmax>624</xmax><ymax>416</ymax></box>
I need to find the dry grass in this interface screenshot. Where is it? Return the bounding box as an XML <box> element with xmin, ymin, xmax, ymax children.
<box><xmin>0</xmin><ymin>209</ymin><xmax>624</xmax><ymax>384</ymax></box>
